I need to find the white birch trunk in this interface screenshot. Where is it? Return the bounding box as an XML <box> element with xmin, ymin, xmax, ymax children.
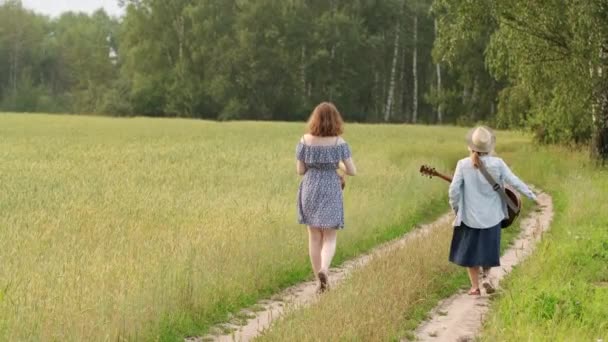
<box><xmin>471</xmin><ymin>76</ymin><xmax>479</xmax><ymax>120</ymax></box>
<box><xmin>463</xmin><ymin>84</ymin><xmax>469</xmax><ymax>105</ymax></box>
<box><xmin>398</xmin><ymin>43</ymin><xmax>407</xmax><ymax>120</ymax></box>
<box><xmin>301</xmin><ymin>45</ymin><xmax>307</xmax><ymax>98</ymax></box>
<box><xmin>328</xmin><ymin>0</ymin><xmax>339</xmax><ymax>101</ymax></box>
<box><xmin>11</xmin><ymin>41</ymin><xmax>18</xmax><ymax>95</ymax></box>
<box><xmin>436</xmin><ymin>63</ymin><xmax>442</xmax><ymax>124</ymax></box>
<box><xmin>384</xmin><ymin>20</ymin><xmax>401</xmax><ymax>122</ymax></box>
<box><xmin>592</xmin><ymin>44</ymin><xmax>608</xmax><ymax>160</ymax></box>
<box><xmin>178</xmin><ymin>15</ymin><xmax>184</xmax><ymax>64</ymax></box>
<box><xmin>434</xmin><ymin>19</ymin><xmax>443</xmax><ymax>124</ymax></box>
<box><xmin>11</xmin><ymin>22</ymin><xmax>22</xmax><ymax>96</ymax></box>
<box><xmin>412</xmin><ymin>11</ymin><xmax>419</xmax><ymax>124</ymax></box>
<box><xmin>374</xmin><ymin>71</ymin><xmax>380</xmax><ymax>119</ymax></box>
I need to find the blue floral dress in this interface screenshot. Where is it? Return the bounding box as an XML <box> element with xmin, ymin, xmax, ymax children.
<box><xmin>296</xmin><ymin>141</ymin><xmax>352</xmax><ymax>229</ymax></box>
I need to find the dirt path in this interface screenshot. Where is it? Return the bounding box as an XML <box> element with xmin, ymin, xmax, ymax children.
<box><xmin>188</xmin><ymin>213</ymin><xmax>455</xmax><ymax>342</ymax></box>
<box><xmin>189</xmin><ymin>190</ymin><xmax>553</xmax><ymax>342</ymax></box>
<box><xmin>409</xmin><ymin>191</ymin><xmax>553</xmax><ymax>342</ymax></box>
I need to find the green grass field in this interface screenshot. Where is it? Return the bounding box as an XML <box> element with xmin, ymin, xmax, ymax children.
<box><xmin>480</xmin><ymin>148</ymin><xmax>608</xmax><ymax>341</ymax></box>
<box><xmin>2</xmin><ymin>114</ymin><xmax>604</xmax><ymax>341</ymax></box>
<box><xmin>256</xmin><ymin>180</ymin><xmax>534</xmax><ymax>342</ymax></box>
<box><xmin>257</xmin><ymin>145</ymin><xmax>608</xmax><ymax>341</ymax></box>
<box><xmin>0</xmin><ymin>114</ymin><xmax>479</xmax><ymax>341</ymax></box>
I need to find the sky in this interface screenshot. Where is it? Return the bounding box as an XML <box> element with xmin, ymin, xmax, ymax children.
<box><xmin>21</xmin><ymin>0</ymin><xmax>124</xmax><ymax>17</ymax></box>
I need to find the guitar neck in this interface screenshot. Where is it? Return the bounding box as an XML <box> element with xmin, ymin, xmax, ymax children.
<box><xmin>420</xmin><ymin>165</ymin><xmax>454</xmax><ymax>183</ymax></box>
<box><xmin>434</xmin><ymin>173</ymin><xmax>453</xmax><ymax>183</ymax></box>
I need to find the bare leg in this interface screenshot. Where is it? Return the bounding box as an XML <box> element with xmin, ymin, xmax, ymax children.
<box><xmin>320</xmin><ymin>229</ymin><xmax>337</xmax><ymax>274</ymax></box>
<box><xmin>308</xmin><ymin>227</ymin><xmax>323</xmax><ymax>276</ymax></box>
<box><xmin>481</xmin><ymin>266</ymin><xmax>495</xmax><ymax>294</ymax></box>
<box><xmin>467</xmin><ymin>267</ymin><xmax>480</xmax><ymax>292</ymax></box>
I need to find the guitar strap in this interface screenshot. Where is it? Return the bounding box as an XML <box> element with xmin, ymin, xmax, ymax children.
<box><xmin>478</xmin><ymin>159</ymin><xmax>519</xmax><ymax>213</ymax></box>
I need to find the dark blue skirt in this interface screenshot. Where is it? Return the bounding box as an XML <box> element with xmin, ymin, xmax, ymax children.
<box><xmin>449</xmin><ymin>222</ymin><xmax>501</xmax><ymax>267</ymax></box>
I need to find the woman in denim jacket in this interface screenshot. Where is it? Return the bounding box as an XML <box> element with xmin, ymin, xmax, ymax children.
<box><xmin>448</xmin><ymin>126</ymin><xmax>539</xmax><ymax>295</ymax></box>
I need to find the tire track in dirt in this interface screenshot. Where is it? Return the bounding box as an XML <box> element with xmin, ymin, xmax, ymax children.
<box><xmin>187</xmin><ymin>214</ymin><xmax>455</xmax><ymax>342</ymax></box>
<box><xmin>188</xmin><ymin>190</ymin><xmax>552</xmax><ymax>342</ymax></box>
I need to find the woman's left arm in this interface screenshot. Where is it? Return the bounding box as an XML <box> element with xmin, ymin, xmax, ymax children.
<box><xmin>500</xmin><ymin>160</ymin><xmax>537</xmax><ymax>200</ymax></box>
<box><xmin>340</xmin><ymin>159</ymin><xmax>357</xmax><ymax>176</ymax></box>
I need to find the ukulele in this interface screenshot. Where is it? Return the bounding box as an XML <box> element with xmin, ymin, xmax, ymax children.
<box><xmin>419</xmin><ymin>165</ymin><xmax>521</xmax><ymax>228</ymax></box>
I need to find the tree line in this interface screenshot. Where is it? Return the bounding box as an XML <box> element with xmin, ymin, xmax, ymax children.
<box><xmin>433</xmin><ymin>0</ymin><xmax>608</xmax><ymax>160</ymax></box>
<box><xmin>0</xmin><ymin>0</ymin><xmax>606</xmax><ymax>159</ymax></box>
<box><xmin>0</xmin><ymin>0</ymin><xmax>443</xmax><ymax>123</ymax></box>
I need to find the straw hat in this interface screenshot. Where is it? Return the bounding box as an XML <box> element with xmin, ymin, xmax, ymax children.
<box><xmin>466</xmin><ymin>126</ymin><xmax>496</xmax><ymax>153</ymax></box>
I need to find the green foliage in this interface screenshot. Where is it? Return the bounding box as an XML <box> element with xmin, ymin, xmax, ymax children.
<box><xmin>1</xmin><ymin>0</ymin><xmax>444</xmax><ymax>123</ymax></box>
<box><xmin>0</xmin><ymin>2</ymin><xmax>120</xmax><ymax>114</ymax></box>
<box><xmin>431</xmin><ymin>0</ymin><xmax>499</xmax><ymax>124</ymax></box>
<box><xmin>484</xmin><ymin>1</ymin><xmax>597</xmax><ymax>146</ymax></box>
<box><xmin>433</xmin><ymin>0</ymin><xmax>608</xmax><ymax>157</ymax></box>
<box><xmin>98</xmin><ymin>78</ymin><xmax>133</xmax><ymax>116</ymax></box>
<box><xmin>496</xmin><ymin>85</ymin><xmax>531</xmax><ymax>129</ymax></box>
<box><xmin>3</xmin><ymin>0</ymin><xmax>606</xmax><ymax>153</ymax></box>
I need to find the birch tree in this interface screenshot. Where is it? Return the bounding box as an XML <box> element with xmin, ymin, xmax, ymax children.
<box><xmin>384</xmin><ymin>0</ymin><xmax>405</xmax><ymax>122</ymax></box>
<box><xmin>434</xmin><ymin>18</ymin><xmax>443</xmax><ymax>124</ymax></box>
<box><xmin>412</xmin><ymin>4</ymin><xmax>419</xmax><ymax>123</ymax></box>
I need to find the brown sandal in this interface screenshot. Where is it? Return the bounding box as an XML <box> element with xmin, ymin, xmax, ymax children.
<box><xmin>317</xmin><ymin>272</ymin><xmax>329</xmax><ymax>293</ymax></box>
<box><xmin>482</xmin><ymin>281</ymin><xmax>496</xmax><ymax>294</ymax></box>
<box><xmin>468</xmin><ymin>288</ymin><xmax>481</xmax><ymax>296</ymax></box>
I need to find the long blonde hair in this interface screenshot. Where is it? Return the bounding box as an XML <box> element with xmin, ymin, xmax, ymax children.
<box><xmin>470</xmin><ymin>149</ymin><xmax>489</xmax><ymax>169</ymax></box>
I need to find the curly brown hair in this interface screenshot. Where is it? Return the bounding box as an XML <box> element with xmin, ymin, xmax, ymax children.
<box><xmin>307</xmin><ymin>102</ymin><xmax>344</xmax><ymax>137</ymax></box>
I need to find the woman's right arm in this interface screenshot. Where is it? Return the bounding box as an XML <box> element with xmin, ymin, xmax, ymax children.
<box><xmin>296</xmin><ymin>160</ymin><xmax>307</xmax><ymax>175</ymax></box>
<box><xmin>448</xmin><ymin>160</ymin><xmax>464</xmax><ymax>213</ymax></box>
<box><xmin>296</xmin><ymin>137</ymin><xmax>307</xmax><ymax>175</ymax></box>
<box><xmin>500</xmin><ymin>160</ymin><xmax>537</xmax><ymax>201</ymax></box>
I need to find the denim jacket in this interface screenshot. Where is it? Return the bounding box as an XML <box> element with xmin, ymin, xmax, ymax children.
<box><xmin>449</xmin><ymin>156</ymin><xmax>537</xmax><ymax>229</ymax></box>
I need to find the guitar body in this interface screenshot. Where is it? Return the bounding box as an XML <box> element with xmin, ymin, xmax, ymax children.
<box><xmin>500</xmin><ymin>186</ymin><xmax>522</xmax><ymax>228</ymax></box>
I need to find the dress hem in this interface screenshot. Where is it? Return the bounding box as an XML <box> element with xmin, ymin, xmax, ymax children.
<box><xmin>298</xmin><ymin>221</ymin><xmax>344</xmax><ymax>229</ymax></box>
<box><xmin>448</xmin><ymin>259</ymin><xmax>501</xmax><ymax>268</ymax></box>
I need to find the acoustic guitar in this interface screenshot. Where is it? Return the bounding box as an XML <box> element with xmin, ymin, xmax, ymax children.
<box><xmin>419</xmin><ymin>165</ymin><xmax>522</xmax><ymax>228</ymax></box>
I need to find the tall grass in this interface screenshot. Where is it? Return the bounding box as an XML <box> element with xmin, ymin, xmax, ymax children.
<box><xmin>256</xmin><ymin>143</ymin><xmax>608</xmax><ymax>341</ymax></box>
<box><xmin>480</xmin><ymin>147</ymin><xmax>608</xmax><ymax>341</ymax></box>
<box><xmin>255</xmin><ymin>201</ymin><xmax>533</xmax><ymax>342</ymax></box>
<box><xmin>256</xmin><ymin>221</ymin><xmax>463</xmax><ymax>342</ymax></box>
<box><xmin>0</xmin><ymin>114</ymin><xmax>490</xmax><ymax>340</ymax></box>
